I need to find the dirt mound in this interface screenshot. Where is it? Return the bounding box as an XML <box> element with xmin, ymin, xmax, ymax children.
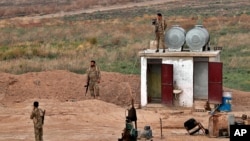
<box><xmin>1</xmin><ymin>70</ymin><xmax>250</xmax><ymax>141</ymax></box>
<box><xmin>1</xmin><ymin>70</ymin><xmax>250</xmax><ymax>110</ymax></box>
<box><xmin>0</xmin><ymin>70</ymin><xmax>140</xmax><ymax>107</ymax></box>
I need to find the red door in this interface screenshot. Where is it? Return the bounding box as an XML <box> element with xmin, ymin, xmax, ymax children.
<box><xmin>208</xmin><ymin>62</ymin><xmax>223</xmax><ymax>104</ymax></box>
<box><xmin>161</xmin><ymin>64</ymin><xmax>173</xmax><ymax>105</ymax></box>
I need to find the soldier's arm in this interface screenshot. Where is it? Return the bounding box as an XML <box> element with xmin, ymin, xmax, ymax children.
<box><xmin>164</xmin><ymin>20</ymin><xmax>167</xmax><ymax>30</ymax></box>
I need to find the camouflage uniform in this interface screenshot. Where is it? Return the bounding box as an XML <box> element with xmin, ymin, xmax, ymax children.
<box><xmin>30</xmin><ymin>108</ymin><xmax>44</xmax><ymax>141</ymax></box>
<box><xmin>87</xmin><ymin>66</ymin><xmax>101</xmax><ymax>97</ymax></box>
<box><xmin>155</xmin><ymin>17</ymin><xmax>167</xmax><ymax>50</ymax></box>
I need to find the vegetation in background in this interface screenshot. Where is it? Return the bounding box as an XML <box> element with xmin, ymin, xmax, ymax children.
<box><xmin>0</xmin><ymin>0</ymin><xmax>249</xmax><ymax>91</ymax></box>
<box><xmin>0</xmin><ymin>0</ymin><xmax>148</xmax><ymax>19</ymax></box>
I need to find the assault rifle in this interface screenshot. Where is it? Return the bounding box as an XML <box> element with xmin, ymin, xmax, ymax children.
<box><xmin>42</xmin><ymin>110</ymin><xmax>46</xmax><ymax>124</ymax></box>
<box><xmin>84</xmin><ymin>77</ymin><xmax>90</xmax><ymax>96</ymax></box>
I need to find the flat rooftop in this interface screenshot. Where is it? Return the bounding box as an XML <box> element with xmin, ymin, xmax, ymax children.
<box><xmin>138</xmin><ymin>49</ymin><xmax>221</xmax><ymax>57</ymax></box>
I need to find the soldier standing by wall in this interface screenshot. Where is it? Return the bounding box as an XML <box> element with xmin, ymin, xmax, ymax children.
<box><xmin>154</xmin><ymin>13</ymin><xmax>167</xmax><ymax>53</ymax></box>
<box><xmin>86</xmin><ymin>60</ymin><xmax>101</xmax><ymax>98</ymax></box>
<box><xmin>30</xmin><ymin>101</ymin><xmax>45</xmax><ymax>141</ymax></box>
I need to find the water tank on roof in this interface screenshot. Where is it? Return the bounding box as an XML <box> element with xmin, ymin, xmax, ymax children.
<box><xmin>165</xmin><ymin>25</ymin><xmax>186</xmax><ymax>51</ymax></box>
<box><xmin>185</xmin><ymin>25</ymin><xmax>209</xmax><ymax>52</ymax></box>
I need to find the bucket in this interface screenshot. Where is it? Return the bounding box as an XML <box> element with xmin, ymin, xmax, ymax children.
<box><xmin>218</xmin><ymin>91</ymin><xmax>232</xmax><ymax>112</ymax></box>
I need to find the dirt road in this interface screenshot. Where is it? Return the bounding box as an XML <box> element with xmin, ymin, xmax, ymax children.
<box><xmin>12</xmin><ymin>0</ymin><xmax>176</xmax><ymax>20</ymax></box>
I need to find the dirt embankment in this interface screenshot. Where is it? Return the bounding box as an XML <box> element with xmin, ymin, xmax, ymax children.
<box><xmin>0</xmin><ymin>71</ymin><xmax>250</xmax><ymax>141</ymax></box>
<box><xmin>1</xmin><ymin>70</ymin><xmax>250</xmax><ymax>110</ymax></box>
<box><xmin>0</xmin><ymin>70</ymin><xmax>140</xmax><ymax>107</ymax></box>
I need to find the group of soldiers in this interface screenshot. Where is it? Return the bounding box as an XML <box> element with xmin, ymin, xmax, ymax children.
<box><xmin>30</xmin><ymin>12</ymin><xmax>166</xmax><ymax>141</ymax></box>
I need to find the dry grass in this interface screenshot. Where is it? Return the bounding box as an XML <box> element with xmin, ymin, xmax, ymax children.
<box><xmin>0</xmin><ymin>0</ymin><xmax>249</xmax><ymax>90</ymax></box>
<box><xmin>0</xmin><ymin>14</ymin><xmax>249</xmax><ymax>72</ymax></box>
<box><xmin>0</xmin><ymin>0</ymin><xmax>146</xmax><ymax>18</ymax></box>
<box><xmin>218</xmin><ymin>33</ymin><xmax>250</xmax><ymax>49</ymax></box>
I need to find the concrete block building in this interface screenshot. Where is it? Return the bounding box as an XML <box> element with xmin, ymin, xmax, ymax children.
<box><xmin>139</xmin><ymin>25</ymin><xmax>223</xmax><ymax>108</ymax></box>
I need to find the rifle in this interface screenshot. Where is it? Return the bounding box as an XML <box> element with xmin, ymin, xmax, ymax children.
<box><xmin>42</xmin><ymin>110</ymin><xmax>46</xmax><ymax>124</ymax></box>
<box><xmin>84</xmin><ymin>77</ymin><xmax>90</xmax><ymax>96</ymax></box>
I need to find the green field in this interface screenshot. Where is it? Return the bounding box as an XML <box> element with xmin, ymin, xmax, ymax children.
<box><xmin>0</xmin><ymin>0</ymin><xmax>249</xmax><ymax>91</ymax></box>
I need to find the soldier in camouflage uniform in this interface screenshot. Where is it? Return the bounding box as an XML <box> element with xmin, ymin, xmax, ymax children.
<box><xmin>154</xmin><ymin>13</ymin><xmax>167</xmax><ymax>53</ymax></box>
<box><xmin>86</xmin><ymin>60</ymin><xmax>101</xmax><ymax>98</ymax></box>
<box><xmin>30</xmin><ymin>101</ymin><xmax>44</xmax><ymax>141</ymax></box>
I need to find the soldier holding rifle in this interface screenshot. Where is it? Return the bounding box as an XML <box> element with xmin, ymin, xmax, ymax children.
<box><xmin>85</xmin><ymin>60</ymin><xmax>101</xmax><ymax>98</ymax></box>
<box><xmin>30</xmin><ymin>101</ymin><xmax>45</xmax><ymax>141</ymax></box>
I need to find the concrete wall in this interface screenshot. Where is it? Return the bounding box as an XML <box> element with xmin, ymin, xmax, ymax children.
<box><xmin>140</xmin><ymin>57</ymin><xmax>194</xmax><ymax>107</ymax></box>
<box><xmin>163</xmin><ymin>57</ymin><xmax>194</xmax><ymax>107</ymax></box>
<box><xmin>140</xmin><ymin>57</ymin><xmax>147</xmax><ymax>107</ymax></box>
<box><xmin>209</xmin><ymin>55</ymin><xmax>221</xmax><ymax>62</ymax></box>
<box><xmin>139</xmin><ymin>50</ymin><xmax>221</xmax><ymax>108</ymax></box>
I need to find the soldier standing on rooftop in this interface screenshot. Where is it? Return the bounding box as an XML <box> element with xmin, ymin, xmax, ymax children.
<box><xmin>154</xmin><ymin>13</ymin><xmax>167</xmax><ymax>53</ymax></box>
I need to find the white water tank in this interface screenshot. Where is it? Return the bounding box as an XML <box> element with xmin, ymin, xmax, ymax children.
<box><xmin>165</xmin><ymin>25</ymin><xmax>186</xmax><ymax>51</ymax></box>
<box><xmin>185</xmin><ymin>25</ymin><xmax>209</xmax><ymax>52</ymax></box>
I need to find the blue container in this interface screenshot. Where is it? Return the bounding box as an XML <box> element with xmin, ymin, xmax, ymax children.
<box><xmin>219</xmin><ymin>92</ymin><xmax>232</xmax><ymax>112</ymax></box>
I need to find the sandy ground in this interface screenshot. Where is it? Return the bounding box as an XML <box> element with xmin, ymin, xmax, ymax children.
<box><xmin>0</xmin><ymin>70</ymin><xmax>250</xmax><ymax>141</ymax></box>
<box><xmin>0</xmin><ymin>0</ymin><xmax>250</xmax><ymax>140</ymax></box>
